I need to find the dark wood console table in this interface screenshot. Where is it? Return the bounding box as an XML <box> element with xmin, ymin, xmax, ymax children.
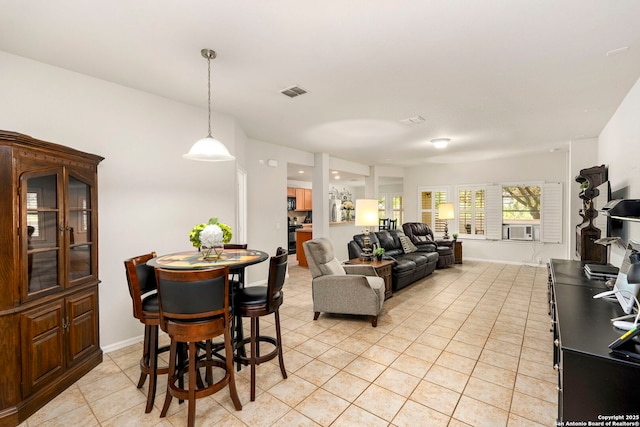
<box><xmin>549</xmin><ymin>259</ymin><xmax>640</xmax><ymax>423</ymax></box>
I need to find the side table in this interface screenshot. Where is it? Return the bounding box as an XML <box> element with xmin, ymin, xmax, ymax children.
<box><xmin>454</xmin><ymin>240</ymin><xmax>463</xmax><ymax>264</ymax></box>
<box><xmin>345</xmin><ymin>258</ymin><xmax>394</xmax><ymax>300</ymax></box>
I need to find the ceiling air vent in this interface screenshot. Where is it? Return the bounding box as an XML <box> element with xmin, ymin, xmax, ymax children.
<box><xmin>281</xmin><ymin>85</ymin><xmax>308</xmax><ymax>98</ymax></box>
<box><xmin>400</xmin><ymin>115</ymin><xmax>425</xmax><ymax>125</ymax></box>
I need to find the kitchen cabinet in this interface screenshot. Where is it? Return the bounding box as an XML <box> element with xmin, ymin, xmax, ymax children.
<box><xmin>287</xmin><ymin>187</ymin><xmax>296</xmax><ymax>197</ymax></box>
<box><xmin>0</xmin><ymin>130</ymin><xmax>103</xmax><ymax>426</ymax></box>
<box><xmin>294</xmin><ymin>188</ymin><xmax>312</xmax><ymax>211</ymax></box>
<box><xmin>296</xmin><ymin>229</ymin><xmax>313</xmax><ymax>267</ymax></box>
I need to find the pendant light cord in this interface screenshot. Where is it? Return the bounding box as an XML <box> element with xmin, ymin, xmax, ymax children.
<box><xmin>207</xmin><ymin>54</ymin><xmax>212</xmax><ymax>138</ymax></box>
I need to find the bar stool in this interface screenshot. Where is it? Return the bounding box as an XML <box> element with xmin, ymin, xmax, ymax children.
<box><xmin>124</xmin><ymin>252</ymin><xmax>169</xmax><ymax>413</ymax></box>
<box><xmin>223</xmin><ymin>243</ymin><xmax>248</xmax><ymax>369</ymax></box>
<box><xmin>155</xmin><ymin>266</ymin><xmax>241</xmax><ymax>427</ymax></box>
<box><xmin>234</xmin><ymin>247</ymin><xmax>288</xmax><ymax>401</ymax></box>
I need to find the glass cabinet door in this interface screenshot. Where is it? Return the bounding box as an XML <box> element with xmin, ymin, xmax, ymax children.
<box><xmin>24</xmin><ymin>171</ymin><xmax>62</xmax><ymax>297</ymax></box>
<box><xmin>67</xmin><ymin>175</ymin><xmax>94</xmax><ymax>283</ymax></box>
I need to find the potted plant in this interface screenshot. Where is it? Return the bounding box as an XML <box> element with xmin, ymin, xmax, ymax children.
<box><xmin>374</xmin><ymin>247</ymin><xmax>385</xmax><ymax>261</ymax></box>
<box><xmin>452</xmin><ymin>233</ymin><xmax>459</xmax><ymax>241</ymax></box>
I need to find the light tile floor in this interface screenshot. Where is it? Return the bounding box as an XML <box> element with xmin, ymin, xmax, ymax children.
<box><xmin>23</xmin><ymin>260</ymin><xmax>558</xmax><ymax>426</ymax></box>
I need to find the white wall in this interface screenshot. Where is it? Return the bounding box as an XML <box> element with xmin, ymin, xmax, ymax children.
<box><xmin>403</xmin><ymin>151</ymin><xmax>568</xmax><ymax>264</ymax></box>
<box><xmin>0</xmin><ymin>51</ymin><xmax>241</xmax><ymax>348</ymax></box>
<box><xmin>599</xmin><ymin>77</ymin><xmax>640</xmax><ymax>265</ymax></box>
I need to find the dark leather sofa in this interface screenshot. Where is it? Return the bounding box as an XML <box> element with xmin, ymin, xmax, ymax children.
<box><xmin>348</xmin><ymin>230</ymin><xmax>438</xmax><ymax>291</ymax></box>
<box><xmin>402</xmin><ymin>222</ymin><xmax>455</xmax><ymax>268</ymax></box>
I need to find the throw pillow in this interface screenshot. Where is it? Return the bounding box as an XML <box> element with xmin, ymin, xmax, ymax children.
<box><xmin>323</xmin><ymin>257</ymin><xmax>347</xmax><ymax>275</ymax></box>
<box><xmin>399</xmin><ymin>235</ymin><xmax>418</xmax><ymax>253</ymax></box>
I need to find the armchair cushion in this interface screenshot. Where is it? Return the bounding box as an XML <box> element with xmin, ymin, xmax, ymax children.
<box><xmin>324</xmin><ymin>258</ymin><xmax>347</xmax><ymax>276</ymax></box>
<box><xmin>399</xmin><ymin>235</ymin><xmax>418</xmax><ymax>253</ymax></box>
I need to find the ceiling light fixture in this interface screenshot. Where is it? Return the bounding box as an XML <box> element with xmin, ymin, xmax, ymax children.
<box><xmin>183</xmin><ymin>49</ymin><xmax>235</xmax><ymax>162</ymax></box>
<box><xmin>431</xmin><ymin>138</ymin><xmax>450</xmax><ymax>149</ymax></box>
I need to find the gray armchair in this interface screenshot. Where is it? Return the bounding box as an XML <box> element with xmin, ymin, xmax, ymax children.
<box><xmin>303</xmin><ymin>237</ymin><xmax>385</xmax><ymax>327</ymax></box>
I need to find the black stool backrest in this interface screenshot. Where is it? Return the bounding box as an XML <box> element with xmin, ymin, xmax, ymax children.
<box><xmin>124</xmin><ymin>252</ymin><xmax>157</xmax><ymax>320</ymax></box>
<box><xmin>224</xmin><ymin>243</ymin><xmax>248</xmax><ymax>249</ymax></box>
<box><xmin>155</xmin><ymin>267</ymin><xmax>230</xmax><ymax>322</ymax></box>
<box><xmin>267</xmin><ymin>248</ymin><xmax>288</xmax><ymax>312</ymax></box>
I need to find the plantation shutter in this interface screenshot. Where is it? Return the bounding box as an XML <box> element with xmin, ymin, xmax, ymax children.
<box><xmin>542</xmin><ymin>182</ymin><xmax>563</xmax><ymax>243</ymax></box>
<box><xmin>484</xmin><ymin>184</ymin><xmax>502</xmax><ymax>240</ymax></box>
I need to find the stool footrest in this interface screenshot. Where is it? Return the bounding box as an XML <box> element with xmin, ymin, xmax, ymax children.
<box><xmin>234</xmin><ymin>336</ymin><xmax>279</xmax><ymax>365</ymax></box>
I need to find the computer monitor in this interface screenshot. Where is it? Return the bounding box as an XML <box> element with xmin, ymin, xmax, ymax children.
<box><xmin>611</xmin><ymin>239</ymin><xmax>640</xmax><ymax>314</ymax></box>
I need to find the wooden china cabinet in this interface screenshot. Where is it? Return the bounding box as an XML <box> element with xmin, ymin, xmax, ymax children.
<box><xmin>0</xmin><ymin>131</ymin><xmax>104</xmax><ymax>426</ymax></box>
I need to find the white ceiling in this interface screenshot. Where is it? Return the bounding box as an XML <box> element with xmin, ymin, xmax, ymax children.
<box><xmin>2</xmin><ymin>1</ymin><xmax>640</xmax><ymax>171</ymax></box>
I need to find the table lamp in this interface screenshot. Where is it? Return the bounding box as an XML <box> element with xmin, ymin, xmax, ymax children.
<box><xmin>438</xmin><ymin>202</ymin><xmax>455</xmax><ymax>239</ymax></box>
<box><xmin>355</xmin><ymin>199</ymin><xmax>379</xmax><ymax>262</ymax></box>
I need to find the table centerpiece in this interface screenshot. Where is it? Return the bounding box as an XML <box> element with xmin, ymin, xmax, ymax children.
<box><xmin>189</xmin><ymin>217</ymin><xmax>233</xmax><ymax>260</ymax></box>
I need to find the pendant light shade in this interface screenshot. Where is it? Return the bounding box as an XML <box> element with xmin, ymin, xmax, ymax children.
<box><xmin>184</xmin><ymin>49</ymin><xmax>235</xmax><ymax>162</ymax></box>
<box><xmin>183</xmin><ymin>136</ymin><xmax>234</xmax><ymax>161</ymax></box>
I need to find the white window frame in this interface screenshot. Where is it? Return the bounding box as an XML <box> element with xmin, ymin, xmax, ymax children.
<box><xmin>456</xmin><ymin>185</ymin><xmax>487</xmax><ymax>240</ymax></box>
<box><xmin>501</xmin><ymin>182</ymin><xmax>543</xmax><ymax>224</ymax></box>
<box><xmin>418</xmin><ymin>187</ymin><xmax>450</xmax><ymax>238</ymax></box>
<box><xmin>378</xmin><ymin>193</ymin><xmax>404</xmax><ymax>224</ymax></box>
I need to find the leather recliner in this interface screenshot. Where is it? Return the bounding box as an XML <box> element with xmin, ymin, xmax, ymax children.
<box><xmin>402</xmin><ymin>222</ymin><xmax>455</xmax><ymax>268</ymax></box>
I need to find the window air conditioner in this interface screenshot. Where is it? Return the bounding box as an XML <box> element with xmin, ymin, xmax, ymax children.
<box><xmin>508</xmin><ymin>225</ymin><xmax>533</xmax><ymax>241</ymax></box>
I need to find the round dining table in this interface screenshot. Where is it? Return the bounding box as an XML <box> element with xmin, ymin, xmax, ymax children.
<box><xmin>147</xmin><ymin>248</ymin><xmax>269</xmax><ymax>271</ymax></box>
<box><xmin>148</xmin><ymin>248</ymin><xmax>270</xmax><ymax>366</ymax></box>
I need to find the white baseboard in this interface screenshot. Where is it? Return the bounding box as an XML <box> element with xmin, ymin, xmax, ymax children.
<box><xmin>102</xmin><ymin>330</ymin><xmax>169</xmax><ymax>354</ymax></box>
<box><xmin>102</xmin><ymin>335</ymin><xmax>143</xmax><ymax>354</ymax></box>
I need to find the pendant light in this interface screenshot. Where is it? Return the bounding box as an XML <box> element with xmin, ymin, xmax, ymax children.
<box><xmin>183</xmin><ymin>49</ymin><xmax>235</xmax><ymax>161</ymax></box>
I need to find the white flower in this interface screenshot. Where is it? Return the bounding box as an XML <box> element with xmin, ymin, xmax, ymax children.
<box><xmin>199</xmin><ymin>224</ymin><xmax>223</xmax><ymax>247</ymax></box>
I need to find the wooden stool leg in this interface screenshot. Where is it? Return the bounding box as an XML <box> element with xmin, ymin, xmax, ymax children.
<box><xmin>160</xmin><ymin>340</ymin><xmax>177</xmax><ymax>418</ymax></box>
<box><xmin>250</xmin><ymin>317</ymin><xmax>257</xmax><ymax>401</ymax></box>
<box><xmin>224</xmin><ymin>324</ymin><xmax>242</xmax><ymax>410</ymax></box>
<box><xmin>274</xmin><ymin>311</ymin><xmax>287</xmax><ymax>379</ymax></box>
<box><xmin>235</xmin><ymin>314</ymin><xmax>245</xmax><ymax>372</ymax></box>
<box><xmin>205</xmin><ymin>340</ymin><xmax>213</xmax><ymax>385</ymax></box>
<box><xmin>145</xmin><ymin>325</ymin><xmax>159</xmax><ymax>413</ymax></box>
<box><xmin>187</xmin><ymin>341</ymin><xmax>197</xmax><ymax>427</ymax></box>
<box><xmin>137</xmin><ymin>325</ymin><xmax>151</xmax><ymax>388</ymax></box>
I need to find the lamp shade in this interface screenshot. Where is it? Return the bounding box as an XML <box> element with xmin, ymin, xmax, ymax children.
<box><xmin>355</xmin><ymin>199</ymin><xmax>379</xmax><ymax>227</ymax></box>
<box><xmin>183</xmin><ymin>136</ymin><xmax>235</xmax><ymax>161</ymax></box>
<box><xmin>438</xmin><ymin>202</ymin><xmax>455</xmax><ymax>220</ymax></box>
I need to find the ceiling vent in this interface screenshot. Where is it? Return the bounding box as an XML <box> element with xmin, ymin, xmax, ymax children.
<box><xmin>281</xmin><ymin>85</ymin><xmax>308</xmax><ymax>98</ymax></box>
<box><xmin>400</xmin><ymin>115</ymin><xmax>425</xmax><ymax>125</ymax></box>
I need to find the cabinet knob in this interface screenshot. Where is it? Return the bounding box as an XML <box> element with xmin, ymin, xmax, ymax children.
<box><xmin>554</xmin><ymin>339</ymin><xmax>559</xmax><ymax>347</ymax></box>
